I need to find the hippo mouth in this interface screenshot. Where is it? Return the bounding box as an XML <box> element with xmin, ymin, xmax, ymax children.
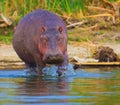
<box><xmin>43</xmin><ymin>54</ymin><xmax>64</xmax><ymax>64</ymax></box>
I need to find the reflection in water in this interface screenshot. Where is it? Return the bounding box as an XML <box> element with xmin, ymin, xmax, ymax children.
<box><xmin>13</xmin><ymin>77</ymin><xmax>69</xmax><ymax>104</ymax></box>
<box><xmin>0</xmin><ymin>67</ymin><xmax>120</xmax><ymax>105</ymax></box>
<box><xmin>19</xmin><ymin>77</ymin><xmax>69</xmax><ymax>96</ymax></box>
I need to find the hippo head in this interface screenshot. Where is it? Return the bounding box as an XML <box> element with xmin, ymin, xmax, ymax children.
<box><xmin>37</xmin><ymin>26</ymin><xmax>67</xmax><ymax>65</ymax></box>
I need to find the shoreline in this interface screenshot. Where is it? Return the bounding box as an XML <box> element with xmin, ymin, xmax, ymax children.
<box><xmin>0</xmin><ymin>42</ymin><xmax>120</xmax><ymax>69</ymax></box>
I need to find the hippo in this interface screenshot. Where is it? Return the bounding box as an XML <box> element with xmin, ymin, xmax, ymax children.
<box><xmin>13</xmin><ymin>10</ymin><xmax>68</xmax><ymax>76</ymax></box>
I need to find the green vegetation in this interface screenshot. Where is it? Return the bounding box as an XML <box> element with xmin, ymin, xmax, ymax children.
<box><xmin>0</xmin><ymin>0</ymin><xmax>120</xmax><ymax>44</ymax></box>
<box><xmin>0</xmin><ymin>33</ymin><xmax>12</xmax><ymax>44</ymax></box>
<box><xmin>0</xmin><ymin>0</ymin><xmax>85</xmax><ymax>20</ymax></box>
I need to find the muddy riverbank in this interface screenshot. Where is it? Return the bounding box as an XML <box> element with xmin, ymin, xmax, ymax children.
<box><xmin>0</xmin><ymin>42</ymin><xmax>120</xmax><ymax>69</ymax></box>
<box><xmin>1</xmin><ymin>42</ymin><xmax>120</xmax><ymax>61</ymax></box>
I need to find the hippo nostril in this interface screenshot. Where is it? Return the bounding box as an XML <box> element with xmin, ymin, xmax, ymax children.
<box><xmin>47</xmin><ymin>55</ymin><xmax>53</xmax><ymax>59</ymax></box>
<box><xmin>49</xmin><ymin>55</ymin><xmax>57</xmax><ymax>60</ymax></box>
<box><xmin>47</xmin><ymin>54</ymin><xmax>55</xmax><ymax>59</ymax></box>
<box><xmin>44</xmin><ymin>54</ymin><xmax>64</xmax><ymax>64</ymax></box>
<box><xmin>55</xmin><ymin>54</ymin><xmax>60</xmax><ymax>57</ymax></box>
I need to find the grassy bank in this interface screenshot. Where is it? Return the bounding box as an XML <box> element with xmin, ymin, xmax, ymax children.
<box><xmin>0</xmin><ymin>0</ymin><xmax>120</xmax><ymax>44</ymax></box>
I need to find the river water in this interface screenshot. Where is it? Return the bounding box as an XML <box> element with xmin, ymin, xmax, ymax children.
<box><xmin>0</xmin><ymin>66</ymin><xmax>120</xmax><ymax>105</ymax></box>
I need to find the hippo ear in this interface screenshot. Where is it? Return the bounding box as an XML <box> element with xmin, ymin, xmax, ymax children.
<box><xmin>40</xmin><ymin>27</ymin><xmax>46</xmax><ymax>33</ymax></box>
<box><xmin>58</xmin><ymin>26</ymin><xmax>63</xmax><ymax>33</ymax></box>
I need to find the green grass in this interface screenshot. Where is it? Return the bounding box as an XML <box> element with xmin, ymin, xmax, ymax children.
<box><xmin>0</xmin><ymin>0</ymin><xmax>85</xmax><ymax>22</ymax></box>
<box><xmin>116</xmin><ymin>39</ymin><xmax>120</xmax><ymax>43</ymax></box>
<box><xmin>0</xmin><ymin>0</ymin><xmax>120</xmax><ymax>44</ymax></box>
<box><xmin>0</xmin><ymin>33</ymin><xmax>13</xmax><ymax>44</ymax></box>
<box><xmin>0</xmin><ymin>0</ymin><xmax>86</xmax><ymax>44</ymax></box>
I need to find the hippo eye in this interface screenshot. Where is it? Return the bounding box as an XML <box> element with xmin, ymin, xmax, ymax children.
<box><xmin>58</xmin><ymin>26</ymin><xmax>63</xmax><ymax>33</ymax></box>
<box><xmin>40</xmin><ymin>27</ymin><xmax>46</xmax><ymax>33</ymax></box>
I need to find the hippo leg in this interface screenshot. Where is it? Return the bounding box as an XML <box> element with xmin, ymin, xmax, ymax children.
<box><xmin>25</xmin><ymin>63</ymin><xmax>38</xmax><ymax>76</ymax></box>
<box><xmin>58</xmin><ymin>52</ymin><xmax>68</xmax><ymax>76</ymax></box>
<box><xmin>25</xmin><ymin>52</ymin><xmax>45</xmax><ymax>76</ymax></box>
<box><xmin>34</xmin><ymin>54</ymin><xmax>45</xmax><ymax>76</ymax></box>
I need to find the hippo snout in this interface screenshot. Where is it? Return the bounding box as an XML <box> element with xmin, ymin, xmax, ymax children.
<box><xmin>43</xmin><ymin>53</ymin><xmax>64</xmax><ymax>64</ymax></box>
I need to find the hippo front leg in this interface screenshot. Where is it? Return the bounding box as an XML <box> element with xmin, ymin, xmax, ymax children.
<box><xmin>58</xmin><ymin>52</ymin><xmax>69</xmax><ymax>76</ymax></box>
<box><xmin>35</xmin><ymin>54</ymin><xmax>45</xmax><ymax>76</ymax></box>
<box><xmin>25</xmin><ymin>63</ymin><xmax>39</xmax><ymax>76</ymax></box>
<box><xmin>26</xmin><ymin>53</ymin><xmax>45</xmax><ymax>76</ymax></box>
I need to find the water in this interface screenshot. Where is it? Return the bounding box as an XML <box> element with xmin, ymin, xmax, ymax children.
<box><xmin>0</xmin><ymin>66</ymin><xmax>120</xmax><ymax>105</ymax></box>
